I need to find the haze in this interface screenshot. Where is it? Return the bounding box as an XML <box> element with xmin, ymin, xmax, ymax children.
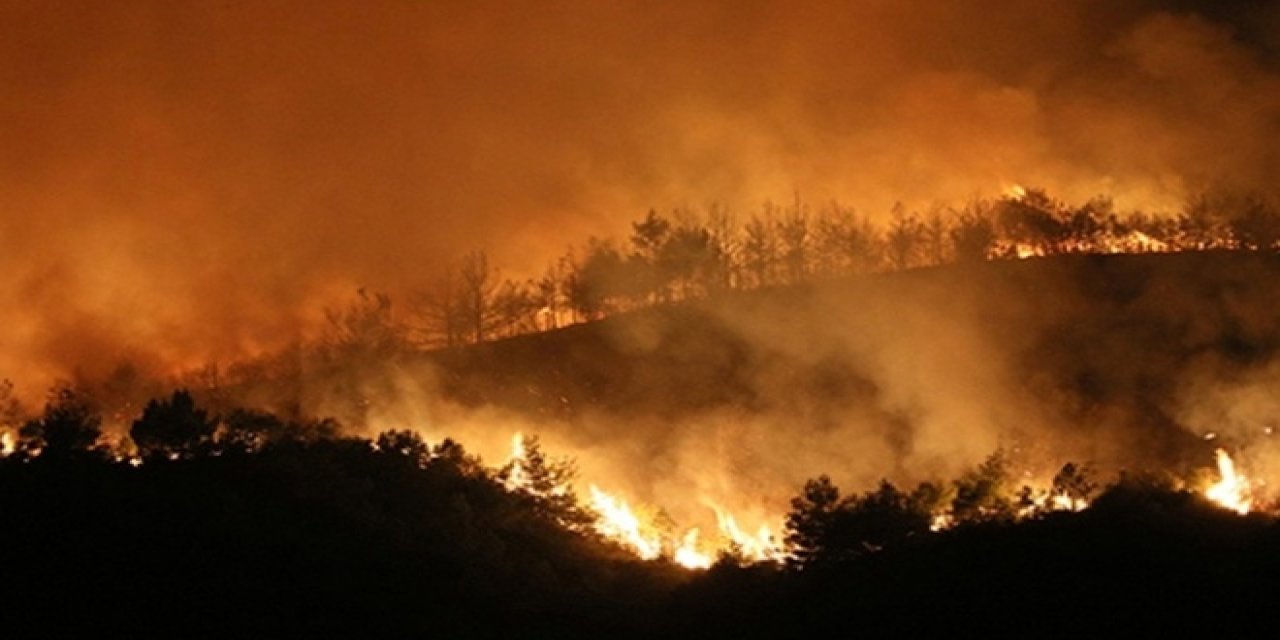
<box><xmin>3</xmin><ymin>0</ymin><xmax>1279</xmax><ymax>394</ymax></box>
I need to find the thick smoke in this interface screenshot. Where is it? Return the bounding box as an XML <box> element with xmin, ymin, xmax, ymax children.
<box><xmin>3</xmin><ymin>1</ymin><xmax>1280</xmax><ymax>397</ymax></box>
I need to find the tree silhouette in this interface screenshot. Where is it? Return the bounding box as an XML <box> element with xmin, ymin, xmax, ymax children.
<box><xmin>784</xmin><ymin>475</ymin><xmax>842</xmax><ymax>568</ymax></box>
<box><xmin>130</xmin><ymin>390</ymin><xmax>218</xmax><ymax>460</ymax></box>
<box><xmin>219</xmin><ymin>407</ymin><xmax>286</xmax><ymax>452</ymax></box>
<box><xmin>0</xmin><ymin>378</ymin><xmax>23</xmax><ymax>436</ymax></box>
<box><xmin>568</xmin><ymin>239</ymin><xmax>632</xmax><ymax>318</ymax></box>
<box><xmin>1051</xmin><ymin>462</ymin><xmax>1098</xmax><ymax>509</ymax></box>
<box><xmin>498</xmin><ymin>434</ymin><xmax>591</xmax><ymax>528</ymax></box>
<box><xmin>322</xmin><ymin>288</ymin><xmax>406</xmax><ymax>359</ymax></box>
<box><xmin>950</xmin><ymin>205</ymin><xmax>996</xmax><ymax>262</ymax></box>
<box><xmin>630</xmin><ymin>209</ymin><xmax>671</xmax><ymax>259</ymax></box>
<box><xmin>886</xmin><ymin>205</ymin><xmax>925</xmax><ymax>270</ymax></box>
<box><xmin>459</xmin><ymin>250</ymin><xmax>500</xmax><ymax>343</ymax></box>
<box><xmin>830</xmin><ymin>481</ymin><xmax>931</xmax><ymax>555</ymax></box>
<box><xmin>658</xmin><ymin>225</ymin><xmax>720</xmax><ymax>300</ymax></box>
<box><xmin>951</xmin><ymin>450</ymin><xmax>1016</xmax><ymax>524</ymax></box>
<box><xmin>1226</xmin><ymin>196</ymin><xmax>1280</xmax><ymax>250</ymax></box>
<box><xmin>17</xmin><ymin>384</ymin><xmax>102</xmax><ymax>461</ymax></box>
<box><xmin>740</xmin><ymin>215</ymin><xmax>778</xmax><ymax>288</ymax></box>
<box><xmin>785</xmin><ymin>476</ymin><xmax>932</xmax><ymax>567</ymax></box>
<box><xmin>502</xmin><ymin>279</ymin><xmax>545</xmax><ymax>337</ymax></box>
<box><xmin>777</xmin><ymin>203</ymin><xmax>811</xmax><ymax>284</ymax></box>
<box><xmin>995</xmin><ymin>189</ymin><xmax>1069</xmax><ymax>255</ymax></box>
<box><xmin>375</xmin><ymin>429</ymin><xmax>433</xmax><ymax>468</ymax></box>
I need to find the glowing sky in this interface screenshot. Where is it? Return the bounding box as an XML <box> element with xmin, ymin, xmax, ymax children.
<box><xmin>2</xmin><ymin>0</ymin><xmax>1278</xmax><ymax>392</ymax></box>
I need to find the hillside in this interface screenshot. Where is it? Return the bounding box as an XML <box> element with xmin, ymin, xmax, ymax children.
<box><xmin>7</xmin><ymin>251</ymin><xmax>1280</xmax><ymax>637</ymax></box>
<box><xmin>422</xmin><ymin>251</ymin><xmax>1280</xmax><ymax>476</ymax></box>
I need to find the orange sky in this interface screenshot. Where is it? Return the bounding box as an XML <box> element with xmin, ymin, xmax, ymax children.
<box><xmin>1</xmin><ymin>0</ymin><xmax>1279</xmax><ymax>395</ymax></box>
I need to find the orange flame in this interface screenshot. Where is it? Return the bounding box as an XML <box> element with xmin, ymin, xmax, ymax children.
<box><xmin>672</xmin><ymin>529</ymin><xmax>713</xmax><ymax>570</ymax></box>
<box><xmin>587</xmin><ymin>484</ymin><xmax>663</xmax><ymax>560</ymax></box>
<box><xmin>708</xmin><ymin>502</ymin><xmax>785</xmax><ymax>563</ymax></box>
<box><xmin>503</xmin><ymin>432</ymin><xmax>528</xmax><ymax>491</ymax></box>
<box><xmin>1205</xmin><ymin>448</ymin><xmax>1252</xmax><ymax>515</ymax></box>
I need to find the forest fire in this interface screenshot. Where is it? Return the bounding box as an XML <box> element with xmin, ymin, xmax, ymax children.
<box><xmin>502</xmin><ymin>432</ymin><xmax>528</xmax><ymax>491</ymax></box>
<box><xmin>8</xmin><ymin>1</ymin><xmax>1280</xmax><ymax>635</ymax></box>
<box><xmin>587</xmin><ymin>485</ymin><xmax>663</xmax><ymax>560</ymax></box>
<box><xmin>673</xmin><ymin>530</ymin><xmax>714</xmax><ymax>570</ymax></box>
<box><xmin>708</xmin><ymin>503</ymin><xmax>785</xmax><ymax>563</ymax></box>
<box><xmin>496</xmin><ymin>431</ymin><xmax>1198</xmax><ymax>568</ymax></box>
<box><xmin>1205</xmin><ymin>449</ymin><xmax>1253</xmax><ymax>515</ymax></box>
<box><xmin>503</xmin><ymin>432</ymin><xmax>781</xmax><ymax>568</ymax></box>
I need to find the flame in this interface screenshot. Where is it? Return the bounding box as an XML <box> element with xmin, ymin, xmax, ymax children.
<box><xmin>929</xmin><ymin>513</ymin><xmax>955</xmax><ymax>532</ymax></box>
<box><xmin>709</xmin><ymin>502</ymin><xmax>785</xmax><ymax>563</ymax></box>
<box><xmin>1098</xmin><ymin>230</ymin><xmax>1170</xmax><ymax>254</ymax></box>
<box><xmin>1049</xmin><ymin>493</ymin><xmax>1087</xmax><ymax>512</ymax></box>
<box><xmin>1003</xmin><ymin>183</ymin><xmax>1028</xmax><ymax>199</ymax></box>
<box><xmin>588</xmin><ymin>485</ymin><xmax>663</xmax><ymax>560</ymax></box>
<box><xmin>0</xmin><ymin>431</ymin><xmax>13</xmax><ymax>457</ymax></box>
<box><xmin>1013</xmin><ymin>243</ymin><xmax>1044</xmax><ymax>259</ymax></box>
<box><xmin>673</xmin><ymin>529</ymin><xmax>713</xmax><ymax>570</ymax></box>
<box><xmin>501</xmin><ymin>432</ymin><xmax>785</xmax><ymax>569</ymax></box>
<box><xmin>1205</xmin><ymin>448</ymin><xmax>1252</xmax><ymax>515</ymax></box>
<box><xmin>504</xmin><ymin>432</ymin><xmax>527</xmax><ymax>490</ymax></box>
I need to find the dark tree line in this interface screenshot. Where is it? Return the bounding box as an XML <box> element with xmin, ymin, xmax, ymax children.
<box><xmin>781</xmin><ymin>452</ymin><xmax>1109</xmax><ymax>569</ymax></box>
<box><xmin>5</xmin><ymin>384</ymin><xmax>1280</xmax><ymax>636</ymax></box>
<box><xmin>401</xmin><ymin>188</ymin><xmax>1280</xmax><ymax>347</ymax></box>
<box><xmin>0</xmin><ymin>383</ymin><xmax>1235</xmax><ymax>574</ymax></box>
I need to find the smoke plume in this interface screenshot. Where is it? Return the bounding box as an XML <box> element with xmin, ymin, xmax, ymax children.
<box><xmin>3</xmin><ymin>0</ymin><xmax>1279</xmax><ymax>395</ymax></box>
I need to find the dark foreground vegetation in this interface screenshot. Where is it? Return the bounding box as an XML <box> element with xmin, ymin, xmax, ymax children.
<box><xmin>3</xmin><ymin>398</ymin><xmax>1280</xmax><ymax>638</ymax></box>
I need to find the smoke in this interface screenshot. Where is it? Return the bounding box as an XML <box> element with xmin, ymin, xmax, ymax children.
<box><xmin>3</xmin><ymin>1</ymin><xmax>1280</xmax><ymax>397</ymax></box>
<box><xmin>293</xmin><ymin>252</ymin><xmax>1280</xmax><ymax>535</ymax></box>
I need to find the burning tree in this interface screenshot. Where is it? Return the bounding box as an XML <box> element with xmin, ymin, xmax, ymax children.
<box><xmin>499</xmin><ymin>433</ymin><xmax>592</xmax><ymax>528</ymax></box>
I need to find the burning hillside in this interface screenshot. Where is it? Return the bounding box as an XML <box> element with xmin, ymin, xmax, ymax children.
<box><xmin>4</xmin><ymin>250</ymin><xmax>1280</xmax><ymax>576</ymax></box>
<box><xmin>6</xmin><ymin>0</ymin><xmax>1280</xmax><ymax>635</ymax></box>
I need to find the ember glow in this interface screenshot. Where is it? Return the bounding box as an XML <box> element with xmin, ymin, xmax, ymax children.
<box><xmin>1205</xmin><ymin>449</ymin><xmax>1253</xmax><ymax>515</ymax></box>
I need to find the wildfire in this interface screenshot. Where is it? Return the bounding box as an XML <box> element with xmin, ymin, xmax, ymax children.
<box><xmin>0</xmin><ymin>431</ymin><xmax>13</xmax><ymax>457</ymax></box>
<box><xmin>708</xmin><ymin>502</ymin><xmax>785</xmax><ymax>563</ymax></box>
<box><xmin>1205</xmin><ymin>448</ymin><xmax>1252</xmax><ymax>515</ymax></box>
<box><xmin>501</xmin><ymin>431</ymin><xmax>785</xmax><ymax>568</ymax></box>
<box><xmin>504</xmin><ymin>432</ymin><xmax>527</xmax><ymax>490</ymax></box>
<box><xmin>1101</xmin><ymin>230</ymin><xmax>1169</xmax><ymax>254</ymax></box>
<box><xmin>929</xmin><ymin>513</ymin><xmax>955</xmax><ymax>532</ymax></box>
<box><xmin>1003</xmin><ymin>183</ymin><xmax>1028</xmax><ymax>199</ymax></box>
<box><xmin>588</xmin><ymin>485</ymin><xmax>663</xmax><ymax>560</ymax></box>
<box><xmin>1013</xmin><ymin>243</ymin><xmax>1045</xmax><ymax>259</ymax></box>
<box><xmin>1049</xmin><ymin>493</ymin><xmax>1088</xmax><ymax>512</ymax></box>
<box><xmin>673</xmin><ymin>529</ymin><xmax>713</xmax><ymax>569</ymax></box>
